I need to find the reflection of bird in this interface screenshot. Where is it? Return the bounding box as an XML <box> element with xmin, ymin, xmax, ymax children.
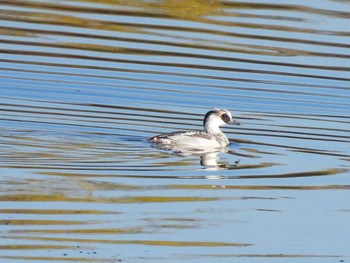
<box><xmin>200</xmin><ymin>151</ymin><xmax>221</xmax><ymax>167</ymax></box>
<box><xmin>150</xmin><ymin>109</ymin><xmax>236</xmax><ymax>149</ymax></box>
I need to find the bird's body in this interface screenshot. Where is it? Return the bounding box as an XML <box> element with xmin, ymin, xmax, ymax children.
<box><xmin>150</xmin><ymin>109</ymin><xmax>234</xmax><ymax>150</ymax></box>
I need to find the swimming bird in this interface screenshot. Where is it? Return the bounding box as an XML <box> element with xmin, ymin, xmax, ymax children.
<box><xmin>150</xmin><ymin>109</ymin><xmax>235</xmax><ymax>149</ymax></box>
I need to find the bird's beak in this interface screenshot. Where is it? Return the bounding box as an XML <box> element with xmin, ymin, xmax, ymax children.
<box><xmin>231</xmin><ymin>119</ymin><xmax>241</xmax><ymax>125</ymax></box>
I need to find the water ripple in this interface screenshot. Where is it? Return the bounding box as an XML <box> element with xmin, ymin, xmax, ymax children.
<box><xmin>0</xmin><ymin>0</ymin><xmax>349</xmax><ymax>262</ymax></box>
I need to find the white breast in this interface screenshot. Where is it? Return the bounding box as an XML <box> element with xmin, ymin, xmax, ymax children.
<box><xmin>157</xmin><ymin>132</ymin><xmax>228</xmax><ymax>150</ymax></box>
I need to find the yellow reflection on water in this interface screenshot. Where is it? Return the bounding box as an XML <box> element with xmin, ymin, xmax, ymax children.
<box><xmin>1</xmin><ymin>256</ymin><xmax>113</xmax><ymax>262</ymax></box>
<box><xmin>0</xmin><ymin>245</ymin><xmax>75</xmax><ymax>250</ymax></box>
<box><xmin>0</xmin><ymin>219</ymin><xmax>86</xmax><ymax>225</ymax></box>
<box><xmin>155</xmin><ymin>0</ymin><xmax>222</xmax><ymax>20</ymax></box>
<box><xmin>10</xmin><ymin>227</ymin><xmax>143</xmax><ymax>235</ymax></box>
<box><xmin>0</xmin><ymin>209</ymin><xmax>119</xmax><ymax>215</ymax></box>
<box><xmin>0</xmin><ymin>194</ymin><xmax>219</xmax><ymax>203</ymax></box>
<box><xmin>8</xmin><ymin>235</ymin><xmax>251</xmax><ymax>247</ymax></box>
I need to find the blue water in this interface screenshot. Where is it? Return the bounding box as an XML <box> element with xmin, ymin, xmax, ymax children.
<box><xmin>0</xmin><ymin>0</ymin><xmax>349</xmax><ymax>262</ymax></box>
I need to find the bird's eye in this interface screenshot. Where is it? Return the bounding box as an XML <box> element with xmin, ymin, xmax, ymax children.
<box><xmin>221</xmin><ymin>113</ymin><xmax>230</xmax><ymax>123</ymax></box>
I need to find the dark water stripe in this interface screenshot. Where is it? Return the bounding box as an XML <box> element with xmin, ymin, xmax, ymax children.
<box><xmin>2</xmin><ymin>38</ymin><xmax>350</xmax><ymax>70</ymax></box>
<box><xmin>24</xmin><ymin>168</ymin><xmax>348</xmax><ymax>179</ymax></box>
<box><xmin>0</xmin><ymin>2</ymin><xmax>348</xmax><ymax>262</ymax></box>
<box><xmin>0</xmin><ymin>102</ymin><xmax>197</xmax><ymax>126</ymax></box>
<box><xmin>1</xmin><ymin>64</ymin><xmax>349</xmax><ymax>95</ymax></box>
<box><xmin>3</xmin><ymin>95</ymin><xmax>350</xmax><ymax>138</ymax></box>
<box><xmin>3</xmin><ymin>0</ymin><xmax>349</xmax><ymax>21</ymax></box>
<box><xmin>1</xmin><ymin>49</ymin><xmax>349</xmax><ymax>82</ymax></box>
<box><xmin>2</xmin><ymin>74</ymin><xmax>350</xmax><ymax>107</ymax></box>
<box><xmin>1</xmin><ymin>98</ymin><xmax>349</xmax><ymax>143</ymax></box>
<box><xmin>0</xmin><ymin>0</ymin><xmax>172</xmax><ymax>18</ymax></box>
<box><xmin>1</xmin><ymin>25</ymin><xmax>349</xmax><ymax>58</ymax></box>
<box><xmin>1</xmin><ymin>58</ymin><xmax>348</xmax><ymax>91</ymax></box>
<box><xmin>0</xmin><ymin>234</ymin><xmax>250</xmax><ymax>247</ymax></box>
<box><xmin>0</xmin><ymin>116</ymin><xmax>157</xmax><ymax>136</ymax></box>
<box><xmin>1</xmin><ymin>4</ymin><xmax>349</xmax><ymax>37</ymax></box>
<box><xmin>1</xmin><ymin>9</ymin><xmax>350</xmax><ymax>47</ymax></box>
<box><xmin>231</xmin><ymin>139</ymin><xmax>350</xmax><ymax>158</ymax></box>
<box><xmin>1</xmin><ymin>25</ymin><xmax>350</xmax><ymax>58</ymax></box>
<box><xmin>2</xmin><ymin>97</ymin><xmax>349</xmax><ymax>126</ymax></box>
<box><xmin>188</xmin><ymin>253</ymin><xmax>344</xmax><ymax>259</ymax></box>
<box><xmin>2</xmin><ymin>0</ymin><xmax>349</xmax><ymax>21</ymax></box>
<box><xmin>0</xmin><ymin>256</ymin><xmax>111</xmax><ymax>262</ymax></box>
<box><xmin>0</xmin><ymin>209</ymin><xmax>119</xmax><ymax>214</ymax></box>
<box><xmin>1</xmin><ymin>113</ymin><xmax>348</xmax><ymax>145</ymax></box>
<box><xmin>221</xmin><ymin>2</ymin><xmax>350</xmax><ymax>18</ymax></box>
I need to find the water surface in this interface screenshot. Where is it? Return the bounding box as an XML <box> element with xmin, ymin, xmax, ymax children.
<box><xmin>0</xmin><ymin>0</ymin><xmax>349</xmax><ymax>262</ymax></box>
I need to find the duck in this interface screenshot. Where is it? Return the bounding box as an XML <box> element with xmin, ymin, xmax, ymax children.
<box><xmin>150</xmin><ymin>109</ymin><xmax>236</xmax><ymax>149</ymax></box>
